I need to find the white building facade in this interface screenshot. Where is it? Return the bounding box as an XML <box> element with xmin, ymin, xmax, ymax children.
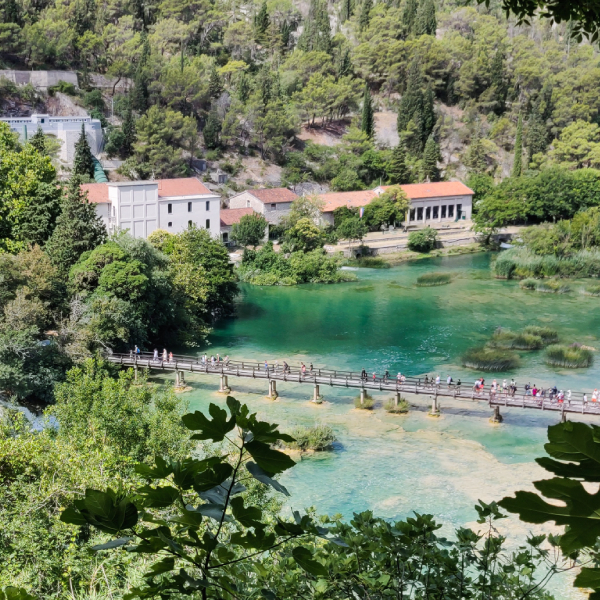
<box><xmin>82</xmin><ymin>178</ymin><xmax>221</xmax><ymax>239</ymax></box>
<box><xmin>0</xmin><ymin>113</ymin><xmax>103</xmax><ymax>163</ymax></box>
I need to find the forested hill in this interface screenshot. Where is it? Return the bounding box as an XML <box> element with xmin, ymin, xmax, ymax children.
<box><xmin>1</xmin><ymin>0</ymin><xmax>600</xmax><ymax>190</ymax></box>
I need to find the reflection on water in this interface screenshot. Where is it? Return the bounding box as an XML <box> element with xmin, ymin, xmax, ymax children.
<box><xmin>181</xmin><ymin>253</ymin><xmax>598</xmax><ymax>598</ymax></box>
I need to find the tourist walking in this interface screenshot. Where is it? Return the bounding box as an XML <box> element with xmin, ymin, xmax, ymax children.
<box><xmin>361</xmin><ymin>369</ymin><xmax>367</xmax><ymax>380</ymax></box>
<box><xmin>447</xmin><ymin>375</ymin><xmax>452</xmax><ymax>387</ymax></box>
<box><xmin>135</xmin><ymin>345</ymin><xmax>140</xmax><ymax>355</ymax></box>
<box><xmin>153</xmin><ymin>349</ymin><xmax>158</xmax><ymax>362</ymax></box>
<box><xmin>264</xmin><ymin>360</ymin><xmax>269</xmax><ymax>373</ymax></box>
<box><xmin>502</xmin><ymin>379</ymin><xmax>507</xmax><ymax>394</ymax></box>
<box><xmin>224</xmin><ymin>355</ymin><xmax>230</xmax><ymax>366</ymax></box>
<box><xmin>372</xmin><ymin>372</ymin><xmax>377</xmax><ymax>382</ymax></box>
<box><xmin>162</xmin><ymin>348</ymin><xmax>167</xmax><ymax>362</ymax></box>
<box><xmin>309</xmin><ymin>363</ymin><xmax>313</xmax><ymax>373</ymax></box>
<box><xmin>168</xmin><ymin>351</ymin><xmax>173</xmax><ymax>362</ymax></box>
<box><xmin>435</xmin><ymin>375</ymin><xmax>440</xmax><ymax>387</ymax></box>
<box><xmin>211</xmin><ymin>355</ymin><xmax>215</xmax><ymax>366</ymax></box>
<box><xmin>397</xmin><ymin>372</ymin><xmax>402</xmax><ymax>382</ymax></box>
<box><xmin>283</xmin><ymin>360</ymin><xmax>289</xmax><ymax>373</ymax></box>
<box><xmin>384</xmin><ymin>370</ymin><xmax>390</xmax><ymax>381</ymax></box>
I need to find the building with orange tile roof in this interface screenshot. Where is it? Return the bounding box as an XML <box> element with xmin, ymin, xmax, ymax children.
<box><xmin>220</xmin><ymin>207</ymin><xmax>255</xmax><ymax>244</ymax></box>
<box><xmin>228</xmin><ymin>188</ymin><xmax>298</xmax><ymax>224</ymax></box>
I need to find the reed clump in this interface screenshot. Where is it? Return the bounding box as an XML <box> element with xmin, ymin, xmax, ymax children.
<box><xmin>545</xmin><ymin>344</ymin><xmax>594</xmax><ymax>368</ymax></box>
<box><xmin>523</xmin><ymin>326</ymin><xmax>559</xmax><ymax>343</ymax></box>
<box><xmin>536</xmin><ymin>279</ymin><xmax>571</xmax><ymax>293</ymax></box>
<box><xmin>384</xmin><ymin>398</ymin><xmax>410</xmax><ymax>414</ymax></box>
<box><xmin>490</xmin><ymin>329</ymin><xmax>544</xmax><ymax>350</ymax></box>
<box><xmin>519</xmin><ymin>279</ymin><xmax>537</xmax><ymax>290</ymax></box>
<box><xmin>354</xmin><ymin>393</ymin><xmax>375</xmax><ymax>409</ymax></box>
<box><xmin>286</xmin><ymin>425</ymin><xmax>337</xmax><ymax>451</ymax></box>
<box><xmin>462</xmin><ymin>346</ymin><xmax>520</xmax><ymax>372</ymax></box>
<box><xmin>583</xmin><ymin>284</ymin><xmax>600</xmax><ymax>296</ymax></box>
<box><xmin>346</xmin><ymin>256</ymin><xmax>391</xmax><ymax>269</ymax></box>
<box><xmin>416</xmin><ymin>272</ymin><xmax>453</xmax><ymax>287</ymax></box>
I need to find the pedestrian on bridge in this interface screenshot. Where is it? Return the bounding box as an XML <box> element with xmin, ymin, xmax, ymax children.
<box><xmin>384</xmin><ymin>370</ymin><xmax>390</xmax><ymax>381</ymax></box>
<box><xmin>283</xmin><ymin>361</ymin><xmax>289</xmax><ymax>373</ymax></box>
<box><xmin>153</xmin><ymin>349</ymin><xmax>158</xmax><ymax>361</ymax></box>
<box><xmin>435</xmin><ymin>375</ymin><xmax>440</xmax><ymax>386</ymax></box>
<box><xmin>372</xmin><ymin>372</ymin><xmax>377</xmax><ymax>382</ymax></box>
<box><xmin>264</xmin><ymin>360</ymin><xmax>269</xmax><ymax>373</ymax></box>
<box><xmin>361</xmin><ymin>369</ymin><xmax>367</xmax><ymax>380</ymax></box>
<box><xmin>224</xmin><ymin>355</ymin><xmax>230</xmax><ymax>366</ymax></box>
<box><xmin>135</xmin><ymin>345</ymin><xmax>140</xmax><ymax>355</ymax></box>
<box><xmin>301</xmin><ymin>363</ymin><xmax>306</xmax><ymax>377</ymax></box>
<box><xmin>169</xmin><ymin>352</ymin><xmax>173</xmax><ymax>362</ymax></box>
<box><xmin>162</xmin><ymin>349</ymin><xmax>167</xmax><ymax>362</ymax></box>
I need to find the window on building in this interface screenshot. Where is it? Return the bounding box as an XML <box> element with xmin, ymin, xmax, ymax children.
<box><xmin>432</xmin><ymin>206</ymin><xmax>439</xmax><ymax>219</ymax></box>
<box><xmin>168</xmin><ymin>203</ymin><xmax>172</xmax><ymax>214</ymax></box>
<box><xmin>441</xmin><ymin>205</ymin><xmax>447</xmax><ymax>218</ymax></box>
<box><xmin>222</xmin><ymin>232</ymin><xmax>229</xmax><ymax>243</ymax></box>
<box><xmin>457</xmin><ymin>204</ymin><xmax>463</xmax><ymax>219</ymax></box>
<box><xmin>112</xmin><ymin>206</ymin><xmax>115</xmax><ymax>216</ymax></box>
<box><xmin>448</xmin><ymin>205</ymin><xmax>454</xmax><ymax>218</ymax></box>
<box><xmin>271</xmin><ymin>203</ymin><xmax>276</xmax><ymax>209</ymax></box>
<box><xmin>206</xmin><ymin>219</ymin><xmax>210</xmax><ymax>229</ymax></box>
<box><xmin>417</xmin><ymin>207</ymin><xmax>423</xmax><ymax>220</ymax></box>
<box><xmin>168</xmin><ymin>222</ymin><xmax>172</xmax><ymax>227</ymax></box>
<box><xmin>188</xmin><ymin>202</ymin><xmax>192</xmax><ymax>212</ymax></box>
<box><xmin>425</xmin><ymin>207</ymin><xmax>431</xmax><ymax>220</ymax></box>
<box><xmin>410</xmin><ymin>208</ymin><xmax>416</xmax><ymax>221</ymax></box>
<box><xmin>206</xmin><ymin>201</ymin><xmax>210</xmax><ymax>211</ymax></box>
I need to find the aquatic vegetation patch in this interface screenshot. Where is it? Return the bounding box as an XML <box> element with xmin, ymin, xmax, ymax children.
<box><xmin>416</xmin><ymin>272</ymin><xmax>453</xmax><ymax>287</ymax></box>
<box><xmin>354</xmin><ymin>393</ymin><xmax>375</xmax><ymax>409</ymax></box>
<box><xmin>583</xmin><ymin>284</ymin><xmax>600</xmax><ymax>296</ymax></box>
<box><xmin>535</xmin><ymin>279</ymin><xmax>571</xmax><ymax>293</ymax></box>
<box><xmin>284</xmin><ymin>424</ymin><xmax>337</xmax><ymax>451</ymax></box>
<box><xmin>519</xmin><ymin>278</ymin><xmax>537</xmax><ymax>290</ymax></box>
<box><xmin>462</xmin><ymin>346</ymin><xmax>520</xmax><ymax>372</ymax></box>
<box><xmin>490</xmin><ymin>329</ymin><xmax>544</xmax><ymax>350</ymax></box>
<box><xmin>344</xmin><ymin>257</ymin><xmax>391</xmax><ymax>269</ymax></box>
<box><xmin>354</xmin><ymin>285</ymin><xmax>375</xmax><ymax>292</ymax></box>
<box><xmin>545</xmin><ymin>344</ymin><xmax>593</xmax><ymax>368</ymax></box>
<box><xmin>384</xmin><ymin>398</ymin><xmax>410</xmax><ymax>414</ymax></box>
<box><xmin>523</xmin><ymin>325</ymin><xmax>559</xmax><ymax>343</ymax></box>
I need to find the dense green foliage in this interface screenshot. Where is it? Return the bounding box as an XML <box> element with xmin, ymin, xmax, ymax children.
<box><xmin>407</xmin><ymin>227</ymin><xmax>438</xmax><ymax>252</ymax></box>
<box><xmin>231</xmin><ymin>214</ymin><xmax>268</xmax><ymax>248</ymax></box>
<box><xmin>285</xmin><ymin>424</ymin><xmax>337</xmax><ymax>451</ymax></box>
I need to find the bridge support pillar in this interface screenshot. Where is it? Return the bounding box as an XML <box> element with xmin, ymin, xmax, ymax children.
<box><xmin>490</xmin><ymin>405</ymin><xmax>503</xmax><ymax>423</ymax></box>
<box><xmin>312</xmin><ymin>384</ymin><xmax>321</xmax><ymax>403</ymax></box>
<box><xmin>394</xmin><ymin>392</ymin><xmax>400</xmax><ymax>407</ymax></box>
<box><xmin>561</xmin><ymin>405</ymin><xmax>567</xmax><ymax>423</ymax></box>
<box><xmin>174</xmin><ymin>371</ymin><xmax>186</xmax><ymax>388</ymax></box>
<box><xmin>267</xmin><ymin>380</ymin><xmax>278</xmax><ymax>400</ymax></box>
<box><xmin>219</xmin><ymin>375</ymin><xmax>231</xmax><ymax>394</ymax></box>
<box><xmin>429</xmin><ymin>394</ymin><xmax>440</xmax><ymax>417</ymax></box>
<box><xmin>134</xmin><ymin>364</ymin><xmax>138</xmax><ymax>381</ymax></box>
<box><xmin>360</xmin><ymin>389</ymin><xmax>366</xmax><ymax>406</ymax></box>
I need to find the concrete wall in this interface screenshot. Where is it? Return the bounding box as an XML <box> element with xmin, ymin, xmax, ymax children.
<box><xmin>229</xmin><ymin>192</ymin><xmax>292</xmax><ymax>224</ymax></box>
<box><xmin>262</xmin><ymin>202</ymin><xmax>292</xmax><ymax>225</ymax></box>
<box><xmin>0</xmin><ymin>70</ymin><xmax>79</xmax><ymax>90</ymax></box>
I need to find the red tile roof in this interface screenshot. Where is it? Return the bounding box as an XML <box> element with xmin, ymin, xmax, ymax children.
<box><xmin>318</xmin><ymin>190</ymin><xmax>378</xmax><ymax>213</ymax></box>
<box><xmin>81</xmin><ymin>183</ymin><xmax>110</xmax><ymax>204</ymax></box>
<box><xmin>248</xmin><ymin>188</ymin><xmax>298</xmax><ymax>204</ymax></box>
<box><xmin>220</xmin><ymin>207</ymin><xmax>255</xmax><ymax>227</ymax></box>
<box><xmin>81</xmin><ymin>178</ymin><xmax>214</xmax><ymax>204</ymax></box>
<box><xmin>157</xmin><ymin>177</ymin><xmax>213</xmax><ymax>197</ymax></box>
<box><xmin>379</xmin><ymin>181</ymin><xmax>474</xmax><ymax>200</ymax></box>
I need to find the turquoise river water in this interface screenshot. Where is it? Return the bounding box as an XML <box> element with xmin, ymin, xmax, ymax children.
<box><xmin>167</xmin><ymin>252</ymin><xmax>600</xmax><ymax>598</ymax></box>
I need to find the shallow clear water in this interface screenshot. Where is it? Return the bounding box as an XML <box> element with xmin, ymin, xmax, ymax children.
<box><xmin>176</xmin><ymin>253</ymin><xmax>600</xmax><ymax>598</ymax></box>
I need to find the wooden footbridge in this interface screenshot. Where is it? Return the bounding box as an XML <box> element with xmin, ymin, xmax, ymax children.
<box><xmin>106</xmin><ymin>353</ymin><xmax>599</xmax><ymax>421</ymax></box>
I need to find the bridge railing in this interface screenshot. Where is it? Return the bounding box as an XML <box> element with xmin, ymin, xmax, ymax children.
<box><xmin>108</xmin><ymin>352</ymin><xmax>591</xmax><ymax>406</ymax></box>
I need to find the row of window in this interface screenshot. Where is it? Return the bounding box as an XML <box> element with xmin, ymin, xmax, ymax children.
<box><xmin>168</xmin><ymin>201</ymin><xmax>211</xmax><ymax>214</ymax></box>
<box><xmin>167</xmin><ymin>220</ymin><xmax>211</xmax><ymax>229</ymax></box>
<box><xmin>408</xmin><ymin>204</ymin><xmax>462</xmax><ymax>222</ymax></box>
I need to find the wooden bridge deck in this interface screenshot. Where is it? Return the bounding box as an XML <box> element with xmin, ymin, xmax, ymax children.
<box><xmin>106</xmin><ymin>353</ymin><xmax>600</xmax><ymax>418</ymax></box>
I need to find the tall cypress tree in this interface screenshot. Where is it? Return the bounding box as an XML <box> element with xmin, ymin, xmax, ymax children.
<box><xmin>203</xmin><ymin>108</ymin><xmax>222</xmax><ymax>150</ymax></box>
<box><xmin>397</xmin><ymin>60</ymin><xmax>423</xmax><ymax>134</ymax></box>
<box><xmin>132</xmin><ymin>33</ymin><xmax>150</xmax><ymax>112</ymax></box>
<box><xmin>297</xmin><ymin>0</ymin><xmax>331</xmax><ymax>53</ymax></box>
<box><xmin>45</xmin><ymin>175</ymin><xmax>106</xmax><ymax>275</ymax></box>
<box><xmin>422</xmin><ymin>136</ymin><xmax>441</xmax><ymax>181</ymax></box>
<box><xmin>209</xmin><ymin>65</ymin><xmax>223</xmax><ymax>99</ymax></box>
<box><xmin>73</xmin><ymin>124</ymin><xmax>94</xmax><ymax>178</ymax></box>
<box><xmin>340</xmin><ymin>0</ymin><xmax>354</xmax><ymax>23</ymax></box>
<box><xmin>338</xmin><ymin>47</ymin><xmax>353</xmax><ymax>77</ymax></box>
<box><xmin>422</xmin><ymin>85</ymin><xmax>435</xmax><ymax>143</ymax></box>
<box><xmin>387</xmin><ymin>142</ymin><xmax>410</xmax><ymax>184</ymax></box>
<box><xmin>280</xmin><ymin>20</ymin><xmax>291</xmax><ymax>48</ymax></box>
<box><xmin>526</xmin><ymin>110</ymin><xmax>548</xmax><ymax>164</ymax></box>
<box><xmin>254</xmin><ymin>1</ymin><xmax>270</xmax><ymax>41</ymax></box>
<box><xmin>122</xmin><ymin>107</ymin><xmax>136</xmax><ymax>158</ymax></box>
<box><xmin>415</xmin><ymin>0</ymin><xmax>436</xmax><ymax>36</ymax></box>
<box><xmin>465</xmin><ymin>125</ymin><xmax>487</xmax><ymax>174</ymax></box>
<box><xmin>29</xmin><ymin>126</ymin><xmax>47</xmax><ymax>154</ymax></box>
<box><xmin>238</xmin><ymin>72</ymin><xmax>250</xmax><ymax>103</ymax></box>
<box><xmin>402</xmin><ymin>0</ymin><xmax>418</xmax><ymax>36</ymax></box>
<box><xmin>512</xmin><ymin>114</ymin><xmax>523</xmax><ymax>178</ymax></box>
<box><xmin>489</xmin><ymin>47</ymin><xmax>507</xmax><ymax>115</ymax></box>
<box><xmin>361</xmin><ymin>84</ymin><xmax>375</xmax><ymax>139</ymax></box>
<box><xmin>359</xmin><ymin>0</ymin><xmax>373</xmax><ymax>31</ymax></box>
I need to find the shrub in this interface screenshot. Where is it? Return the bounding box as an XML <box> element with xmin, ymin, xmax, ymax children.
<box><xmin>490</xmin><ymin>329</ymin><xmax>544</xmax><ymax>350</ymax></box>
<box><xmin>583</xmin><ymin>284</ymin><xmax>600</xmax><ymax>296</ymax></box>
<box><xmin>344</xmin><ymin>256</ymin><xmax>390</xmax><ymax>269</ymax></box>
<box><xmin>545</xmin><ymin>344</ymin><xmax>593</xmax><ymax>368</ymax></box>
<box><xmin>384</xmin><ymin>398</ymin><xmax>410</xmax><ymax>414</ymax></box>
<box><xmin>48</xmin><ymin>80</ymin><xmax>78</xmax><ymax>96</ymax></box>
<box><xmin>354</xmin><ymin>392</ymin><xmax>375</xmax><ymax>409</ymax></box>
<box><xmin>285</xmin><ymin>425</ymin><xmax>336</xmax><ymax>451</ymax></box>
<box><xmin>407</xmin><ymin>227</ymin><xmax>438</xmax><ymax>252</ymax></box>
<box><xmin>536</xmin><ymin>279</ymin><xmax>571</xmax><ymax>293</ymax></box>
<box><xmin>416</xmin><ymin>272</ymin><xmax>453</xmax><ymax>286</ymax></box>
<box><xmin>462</xmin><ymin>346</ymin><xmax>520</xmax><ymax>371</ymax></box>
<box><xmin>523</xmin><ymin>325</ymin><xmax>559</xmax><ymax>342</ymax></box>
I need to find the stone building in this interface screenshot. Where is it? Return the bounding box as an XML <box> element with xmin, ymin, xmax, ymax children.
<box><xmin>228</xmin><ymin>188</ymin><xmax>298</xmax><ymax>224</ymax></box>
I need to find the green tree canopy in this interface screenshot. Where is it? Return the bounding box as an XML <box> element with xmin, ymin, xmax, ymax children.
<box><xmin>231</xmin><ymin>213</ymin><xmax>268</xmax><ymax>248</ymax></box>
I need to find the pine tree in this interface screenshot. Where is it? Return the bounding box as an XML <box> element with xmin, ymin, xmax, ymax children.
<box><xmin>297</xmin><ymin>0</ymin><xmax>331</xmax><ymax>53</ymax></box>
<box><xmin>29</xmin><ymin>126</ymin><xmax>47</xmax><ymax>154</ymax></box>
<box><xmin>45</xmin><ymin>175</ymin><xmax>106</xmax><ymax>275</ymax></box>
<box><xmin>73</xmin><ymin>124</ymin><xmax>94</xmax><ymax>178</ymax></box>
<box><xmin>237</xmin><ymin>73</ymin><xmax>250</xmax><ymax>103</ymax></box>
<box><xmin>512</xmin><ymin>114</ymin><xmax>523</xmax><ymax>178</ymax></box>
<box><xmin>526</xmin><ymin>110</ymin><xmax>549</xmax><ymax>164</ymax></box>
<box><xmin>338</xmin><ymin>47</ymin><xmax>353</xmax><ymax>77</ymax></box>
<box><xmin>415</xmin><ymin>0</ymin><xmax>436</xmax><ymax>36</ymax></box>
<box><xmin>359</xmin><ymin>0</ymin><xmax>373</xmax><ymax>31</ymax></box>
<box><xmin>132</xmin><ymin>33</ymin><xmax>151</xmax><ymax>112</ymax></box>
<box><xmin>361</xmin><ymin>84</ymin><xmax>375</xmax><ymax>138</ymax></box>
<box><xmin>122</xmin><ymin>107</ymin><xmax>136</xmax><ymax>158</ymax></box>
<box><xmin>280</xmin><ymin>20</ymin><xmax>291</xmax><ymax>48</ymax></box>
<box><xmin>402</xmin><ymin>0</ymin><xmax>418</xmax><ymax>36</ymax></box>
<box><xmin>422</xmin><ymin>136</ymin><xmax>441</xmax><ymax>181</ymax></box>
<box><xmin>422</xmin><ymin>85</ymin><xmax>435</xmax><ymax>143</ymax></box>
<box><xmin>257</xmin><ymin>66</ymin><xmax>272</xmax><ymax>107</ymax></box>
<box><xmin>209</xmin><ymin>65</ymin><xmax>223</xmax><ymax>99</ymax></box>
<box><xmin>387</xmin><ymin>142</ymin><xmax>410</xmax><ymax>184</ymax></box>
<box><xmin>203</xmin><ymin>108</ymin><xmax>222</xmax><ymax>149</ymax></box>
<box><xmin>254</xmin><ymin>1</ymin><xmax>270</xmax><ymax>41</ymax></box>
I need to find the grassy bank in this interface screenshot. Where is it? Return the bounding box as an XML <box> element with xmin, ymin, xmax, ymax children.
<box><xmin>372</xmin><ymin>244</ymin><xmax>483</xmax><ymax>266</ymax></box>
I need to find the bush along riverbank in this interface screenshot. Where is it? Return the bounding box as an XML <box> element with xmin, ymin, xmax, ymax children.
<box><xmin>237</xmin><ymin>243</ymin><xmax>357</xmax><ymax>286</ymax></box>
